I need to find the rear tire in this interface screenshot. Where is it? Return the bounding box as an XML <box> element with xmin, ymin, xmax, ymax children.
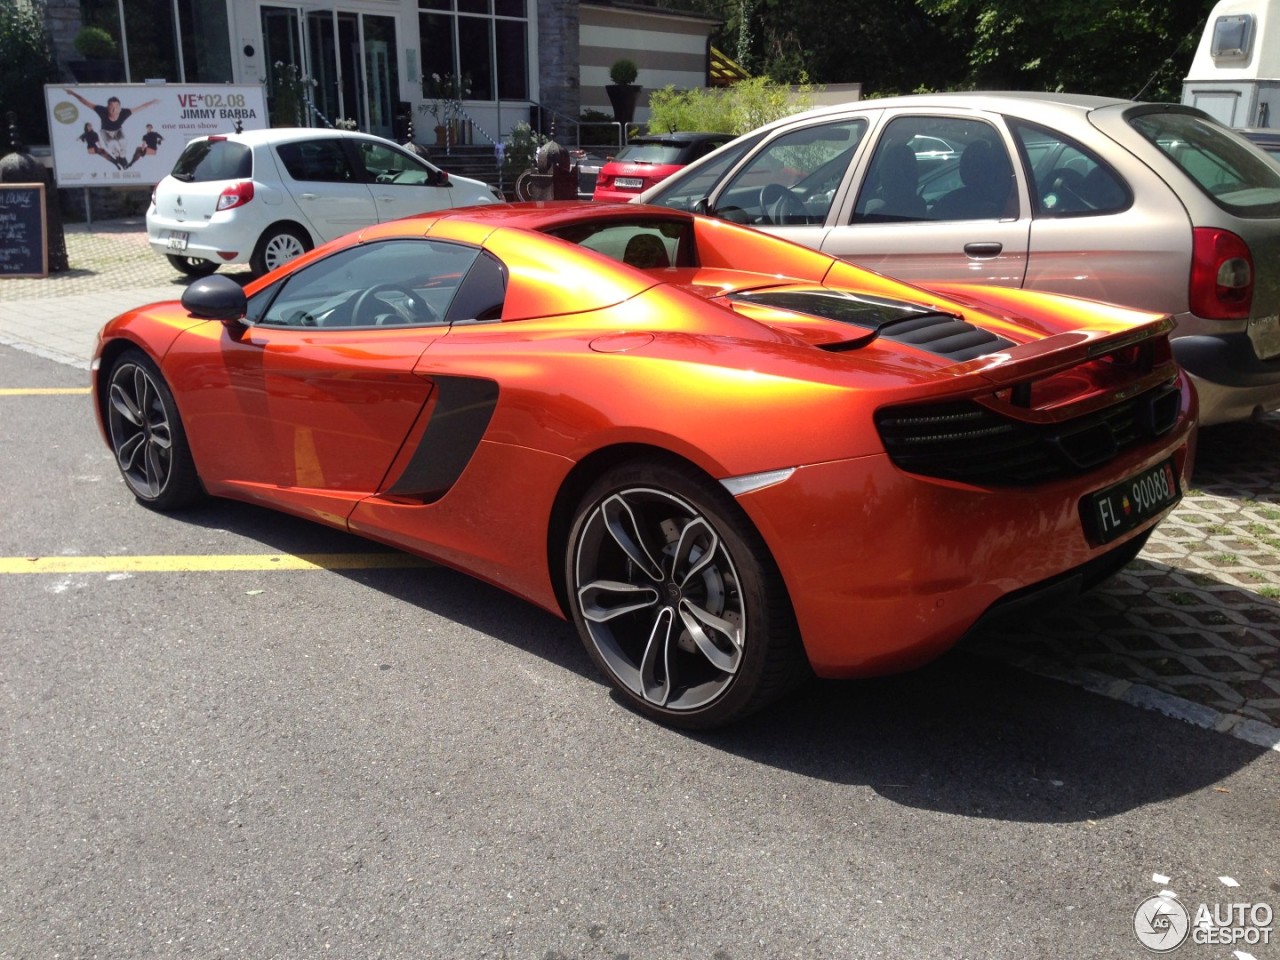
<box><xmin>250</xmin><ymin>224</ymin><xmax>311</xmax><ymax>278</ymax></box>
<box><xmin>104</xmin><ymin>349</ymin><xmax>202</xmax><ymax>511</ymax></box>
<box><xmin>166</xmin><ymin>254</ymin><xmax>219</xmax><ymax>278</ymax></box>
<box><xmin>566</xmin><ymin>459</ymin><xmax>809</xmax><ymax>728</ymax></box>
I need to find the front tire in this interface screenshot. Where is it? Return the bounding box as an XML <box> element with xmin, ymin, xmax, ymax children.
<box><xmin>166</xmin><ymin>254</ymin><xmax>219</xmax><ymax>278</ymax></box>
<box><xmin>250</xmin><ymin>224</ymin><xmax>311</xmax><ymax>278</ymax></box>
<box><xmin>105</xmin><ymin>349</ymin><xmax>202</xmax><ymax>511</ymax></box>
<box><xmin>566</xmin><ymin>460</ymin><xmax>808</xmax><ymax>728</ymax></box>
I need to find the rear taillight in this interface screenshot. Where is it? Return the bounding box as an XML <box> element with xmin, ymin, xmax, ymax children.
<box><xmin>216</xmin><ymin>181</ymin><xmax>255</xmax><ymax>211</ymax></box>
<box><xmin>1190</xmin><ymin>227</ymin><xmax>1253</xmax><ymax>320</ymax></box>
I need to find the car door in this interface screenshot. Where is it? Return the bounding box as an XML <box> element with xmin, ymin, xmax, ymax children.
<box><xmin>169</xmin><ymin>237</ymin><xmax>486</xmax><ymax>520</ymax></box>
<box><xmin>348</xmin><ymin>136</ymin><xmax>458</xmax><ymax>221</ymax></box>
<box><xmin>272</xmin><ymin>136</ymin><xmax>378</xmax><ymax>240</ymax></box>
<box><xmin>831</xmin><ymin>112</ymin><xmax>1031</xmax><ymax>288</ymax></box>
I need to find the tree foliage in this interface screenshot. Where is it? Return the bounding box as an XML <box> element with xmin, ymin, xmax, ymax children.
<box><xmin>660</xmin><ymin>0</ymin><xmax>1216</xmax><ymax>102</ymax></box>
<box><xmin>0</xmin><ymin>0</ymin><xmax>61</xmax><ymax>147</ymax></box>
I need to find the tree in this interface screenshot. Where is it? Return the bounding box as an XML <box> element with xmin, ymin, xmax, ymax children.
<box><xmin>0</xmin><ymin>0</ymin><xmax>62</xmax><ymax>146</ymax></box>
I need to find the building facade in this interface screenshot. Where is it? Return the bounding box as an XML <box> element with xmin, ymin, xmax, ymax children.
<box><xmin>48</xmin><ymin>0</ymin><xmax>719</xmax><ymax>148</ymax></box>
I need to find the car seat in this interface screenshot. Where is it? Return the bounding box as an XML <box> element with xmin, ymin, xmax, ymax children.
<box><xmin>622</xmin><ymin>233</ymin><xmax>671</xmax><ymax>269</ymax></box>
<box><xmin>931</xmin><ymin>140</ymin><xmax>1014</xmax><ymax>220</ymax></box>
<box><xmin>861</xmin><ymin>143</ymin><xmax>927</xmax><ymax>221</ymax></box>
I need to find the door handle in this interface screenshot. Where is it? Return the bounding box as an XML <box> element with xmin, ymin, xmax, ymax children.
<box><xmin>964</xmin><ymin>241</ymin><xmax>1003</xmax><ymax>258</ymax></box>
<box><xmin>299</xmin><ymin>192</ymin><xmax>318</xmax><ymax>200</ymax></box>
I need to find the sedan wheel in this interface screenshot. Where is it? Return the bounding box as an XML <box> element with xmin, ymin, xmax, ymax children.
<box><xmin>250</xmin><ymin>224</ymin><xmax>311</xmax><ymax>277</ymax></box>
<box><xmin>105</xmin><ymin>350</ymin><xmax>202</xmax><ymax>510</ymax></box>
<box><xmin>568</xmin><ymin>460</ymin><xmax>807</xmax><ymax>728</ymax></box>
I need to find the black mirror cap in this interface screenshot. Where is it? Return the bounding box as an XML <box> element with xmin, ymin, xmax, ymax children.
<box><xmin>182</xmin><ymin>274</ymin><xmax>247</xmax><ymax>321</ymax></box>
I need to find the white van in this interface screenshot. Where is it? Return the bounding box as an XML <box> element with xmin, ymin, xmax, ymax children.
<box><xmin>1183</xmin><ymin>0</ymin><xmax>1280</xmax><ymax>128</ymax></box>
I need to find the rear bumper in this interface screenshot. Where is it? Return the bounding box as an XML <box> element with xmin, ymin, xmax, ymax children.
<box><xmin>146</xmin><ymin>214</ymin><xmax>253</xmax><ymax>268</ymax></box>
<box><xmin>732</xmin><ymin>382</ymin><xmax>1197</xmax><ymax>677</ymax></box>
<box><xmin>1173</xmin><ymin>333</ymin><xmax>1280</xmax><ymax>425</ymax></box>
<box><xmin>592</xmin><ymin>186</ymin><xmax>648</xmax><ymax>203</ymax></box>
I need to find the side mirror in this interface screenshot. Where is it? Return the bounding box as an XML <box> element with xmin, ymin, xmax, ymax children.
<box><xmin>181</xmin><ymin>274</ymin><xmax>247</xmax><ymax>321</ymax></box>
<box><xmin>432</xmin><ymin>168</ymin><xmax>450</xmax><ymax>187</ymax></box>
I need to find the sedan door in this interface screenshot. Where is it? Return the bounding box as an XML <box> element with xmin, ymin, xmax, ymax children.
<box><xmin>830</xmin><ymin>112</ymin><xmax>1031</xmax><ymax>288</ymax></box>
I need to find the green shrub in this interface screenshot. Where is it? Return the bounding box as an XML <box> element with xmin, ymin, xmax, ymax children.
<box><xmin>609</xmin><ymin>59</ymin><xmax>638</xmax><ymax>86</ymax></box>
<box><xmin>646</xmin><ymin>76</ymin><xmax>817</xmax><ymax>136</ymax></box>
<box><xmin>0</xmin><ymin>3</ymin><xmax>60</xmax><ymax>146</ymax></box>
<box><xmin>74</xmin><ymin>25</ymin><xmax>119</xmax><ymax>59</ymax></box>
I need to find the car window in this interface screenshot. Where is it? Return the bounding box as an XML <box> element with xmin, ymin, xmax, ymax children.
<box><xmin>1129</xmin><ymin>110</ymin><xmax>1280</xmax><ymax>217</ymax></box>
<box><xmin>353</xmin><ymin>139</ymin><xmax>434</xmax><ymax>185</ymax></box>
<box><xmin>252</xmin><ymin>239</ymin><xmax>483</xmax><ymax>329</ymax></box>
<box><xmin>169</xmin><ymin>138</ymin><xmax>251</xmax><ymax>181</ymax></box>
<box><xmin>274</xmin><ymin>138</ymin><xmax>358</xmax><ymax>183</ymax></box>
<box><xmin>644</xmin><ymin>131</ymin><xmax>766</xmax><ymax>212</ymax></box>
<box><xmin>712</xmin><ymin>119</ymin><xmax>866</xmax><ymax>226</ymax></box>
<box><xmin>543</xmin><ymin>218</ymin><xmax>692</xmax><ymax>269</ymax></box>
<box><xmin>613</xmin><ymin>143</ymin><xmax>687</xmax><ymax>164</ymax></box>
<box><xmin>1011</xmin><ymin>121</ymin><xmax>1131</xmax><ymax>216</ymax></box>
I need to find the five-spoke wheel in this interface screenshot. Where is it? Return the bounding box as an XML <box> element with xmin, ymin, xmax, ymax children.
<box><xmin>105</xmin><ymin>350</ymin><xmax>202</xmax><ymax>510</ymax></box>
<box><xmin>567</xmin><ymin>461</ymin><xmax>806</xmax><ymax>728</ymax></box>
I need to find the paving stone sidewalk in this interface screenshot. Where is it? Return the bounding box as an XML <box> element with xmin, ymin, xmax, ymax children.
<box><xmin>3</xmin><ymin>219</ymin><xmax>1278</xmax><ymax>747</ymax></box>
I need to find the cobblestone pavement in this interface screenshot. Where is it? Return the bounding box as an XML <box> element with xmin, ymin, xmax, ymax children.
<box><xmin>3</xmin><ymin>219</ymin><xmax>1279</xmax><ymax>748</ymax></box>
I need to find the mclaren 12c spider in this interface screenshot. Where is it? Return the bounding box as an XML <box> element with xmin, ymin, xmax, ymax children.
<box><xmin>92</xmin><ymin>202</ymin><xmax>1196</xmax><ymax>728</ymax></box>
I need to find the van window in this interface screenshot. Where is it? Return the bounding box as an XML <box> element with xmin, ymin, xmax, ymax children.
<box><xmin>1129</xmin><ymin>110</ymin><xmax>1280</xmax><ymax>217</ymax></box>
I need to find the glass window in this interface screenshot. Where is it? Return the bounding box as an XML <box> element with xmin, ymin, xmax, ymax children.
<box><xmin>257</xmin><ymin>240</ymin><xmax>484</xmax><ymax>329</ymax></box>
<box><xmin>418</xmin><ymin>0</ymin><xmax>529</xmax><ymax>102</ymax></box>
<box><xmin>646</xmin><ymin>133</ymin><xmax>765</xmax><ymax>212</ymax></box>
<box><xmin>353</xmin><ymin>139</ymin><xmax>433</xmax><ymax>183</ymax></box>
<box><xmin>716</xmin><ymin>119</ymin><xmax>866</xmax><ymax>225</ymax></box>
<box><xmin>170</xmin><ymin>138</ymin><xmax>251</xmax><ymax>181</ymax></box>
<box><xmin>1011</xmin><ymin>121</ymin><xmax>1131</xmax><ymax>217</ymax></box>
<box><xmin>1129</xmin><ymin>109</ymin><xmax>1280</xmax><ymax>217</ymax></box>
<box><xmin>275</xmin><ymin>138</ymin><xmax>357</xmax><ymax>183</ymax></box>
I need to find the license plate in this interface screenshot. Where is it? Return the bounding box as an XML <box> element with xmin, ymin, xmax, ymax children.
<box><xmin>166</xmin><ymin>231</ymin><xmax>189</xmax><ymax>251</ymax></box>
<box><xmin>1085</xmin><ymin>458</ymin><xmax>1181</xmax><ymax>544</ymax></box>
<box><xmin>614</xmin><ymin>177</ymin><xmax>644</xmax><ymax>190</ymax></box>
<box><xmin>1247</xmin><ymin>314</ymin><xmax>1280</xmax><ymax>359</ymax></box>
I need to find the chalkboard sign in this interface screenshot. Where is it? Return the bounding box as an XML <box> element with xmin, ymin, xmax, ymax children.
<box><xmin>0</xmin><ymin>183</ymin><xmax>49</xmax><ymax>279</ymax></box>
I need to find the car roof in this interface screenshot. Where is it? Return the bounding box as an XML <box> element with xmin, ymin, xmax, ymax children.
<box><xmin>194</xmin><ymin>127</ymin><xmax>398</xmax><ymax>147</ymax></box>
<box><xmin>760</xmin><ymin>91</ymin><xmax>1137</xmax><ymax>130</ymax></box>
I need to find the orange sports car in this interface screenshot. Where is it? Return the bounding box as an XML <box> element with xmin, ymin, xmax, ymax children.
<box><xmin>92</xmin><ymin>202</ymin><xmax>1195</xmax><ymax>728</ymax></box>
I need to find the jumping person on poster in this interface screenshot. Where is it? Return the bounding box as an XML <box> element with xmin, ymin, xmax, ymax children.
<box><xmin>62</xmin><ymin>89</ymin><xmax>160</xmax><ymax>170</ymax></box>
<box><xmin>77</xmin><ymin>122</ymin><xmax>118</xmax><ymax>169</ymax></box>
<box><xmin>126</xmin><ymin>124</ymin><xmax>165</xmax><ymax>169</ymax></box>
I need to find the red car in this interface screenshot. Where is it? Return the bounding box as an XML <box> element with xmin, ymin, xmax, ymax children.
<box><xmin>592</xmin><ymin>133</ymin><xmax>735</xmax><ymax>202</ymax></box>
<box><xmin>92</xmin><ymin>202</ymin><xmax>1195</xmax><ymax>727</ymax></box>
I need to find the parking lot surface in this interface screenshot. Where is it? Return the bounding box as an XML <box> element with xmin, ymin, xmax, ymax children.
<box><xmin>1</xmin><ymin>219</ymin><xmax>1277</xmax><ymax>748</ymax></box>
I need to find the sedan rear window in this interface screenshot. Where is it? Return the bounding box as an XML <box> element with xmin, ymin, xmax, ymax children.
<box><xmin>169</xmin><ymin>139</ymin><xmax>251</xmax><ymax>182</ymax></box>
<box><xmin>1129</xmin><ymin>111</ymin><xmax>1280</xmax><ymax>217</ymax></box>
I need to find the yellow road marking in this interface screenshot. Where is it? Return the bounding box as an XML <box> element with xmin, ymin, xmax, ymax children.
<box><xmin>0</xmin><ymin>553</ymin><xmax>433</xmax><ymax>574</ymax></box>
<box><xmin>0</xmin><ymin>388</ymin><xmax>92</xmax><ymax>396</ymax></box>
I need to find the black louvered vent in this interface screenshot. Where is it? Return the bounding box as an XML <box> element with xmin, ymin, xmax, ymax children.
<box><xmin>876</xmin><ymin>315</ymin><xmax>1013</xmax><ymax>362</ymax></box>
<box><xmin>874</xmin><ymin>382</ymin><xmax>1181</xmax><ymax>485</ymax></box>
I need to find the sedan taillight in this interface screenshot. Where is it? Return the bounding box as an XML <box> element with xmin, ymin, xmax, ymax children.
<box><xmin>216</xmin><ymin>181</ymin><xmax>255</xmax><ymax>211</ymax></box>
<box><xmin>1190</xmin><ymin>227</ymin><xmax>1253</xmax><ymax>320</ymax></box>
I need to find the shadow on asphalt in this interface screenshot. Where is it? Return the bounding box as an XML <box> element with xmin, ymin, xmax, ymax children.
<box><xmin>161</xmin><ymin>497</ymin><xmax>1269</xmax><ymax>826</ymax></box>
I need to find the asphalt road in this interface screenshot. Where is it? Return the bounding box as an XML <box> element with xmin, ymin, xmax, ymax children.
<box><xmin>2</xmin><ymin>344</ymin><xmax>1277</xmax><ymax>959</ymax></box>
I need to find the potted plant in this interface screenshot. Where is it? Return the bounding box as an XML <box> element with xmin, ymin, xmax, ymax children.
<box><xmin>69</xmin><ymin>25</ymin><xmax>124</xmax><ymax>83</ymax></box>
<box><xmin>605</xmin><ymin>58</ymin><xmax>641</xmax><ymax>126</ymax></box>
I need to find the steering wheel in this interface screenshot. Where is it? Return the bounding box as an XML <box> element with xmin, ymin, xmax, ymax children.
<box><xmin>1041</xmin><ymin>167</ymin><xmax>1087</xmax><ymax>213</ymax></box>
<box><xmin>758</xmin><ymin>183</ymin><xmax>807</xmax><ymax>225</ymax></box>
<box><xmin>351</xmin><ymin>283</ymin><xmax>437</xmax><ymax>326</ymax></box>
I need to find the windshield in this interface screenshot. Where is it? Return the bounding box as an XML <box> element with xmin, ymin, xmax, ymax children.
<box><xmin>1129</xmin><ymin>111</ymin><xmax>1280</xmax><ymax>217</ymax></box>
<box><xmin>614</xmin><ymin>143</ymin><xmax>687</xmax><ymax>164</ymax></box>
<box><xmin>170</xmin><ymin>139</ymin><xmax>251</xmax><ymax>182</ymax></box>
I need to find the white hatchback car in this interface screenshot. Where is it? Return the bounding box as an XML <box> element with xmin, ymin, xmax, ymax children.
<box><xmin>147</xmin><ymin>128</ymin><xmax>502</xmax><ymax>279</ymax></box>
